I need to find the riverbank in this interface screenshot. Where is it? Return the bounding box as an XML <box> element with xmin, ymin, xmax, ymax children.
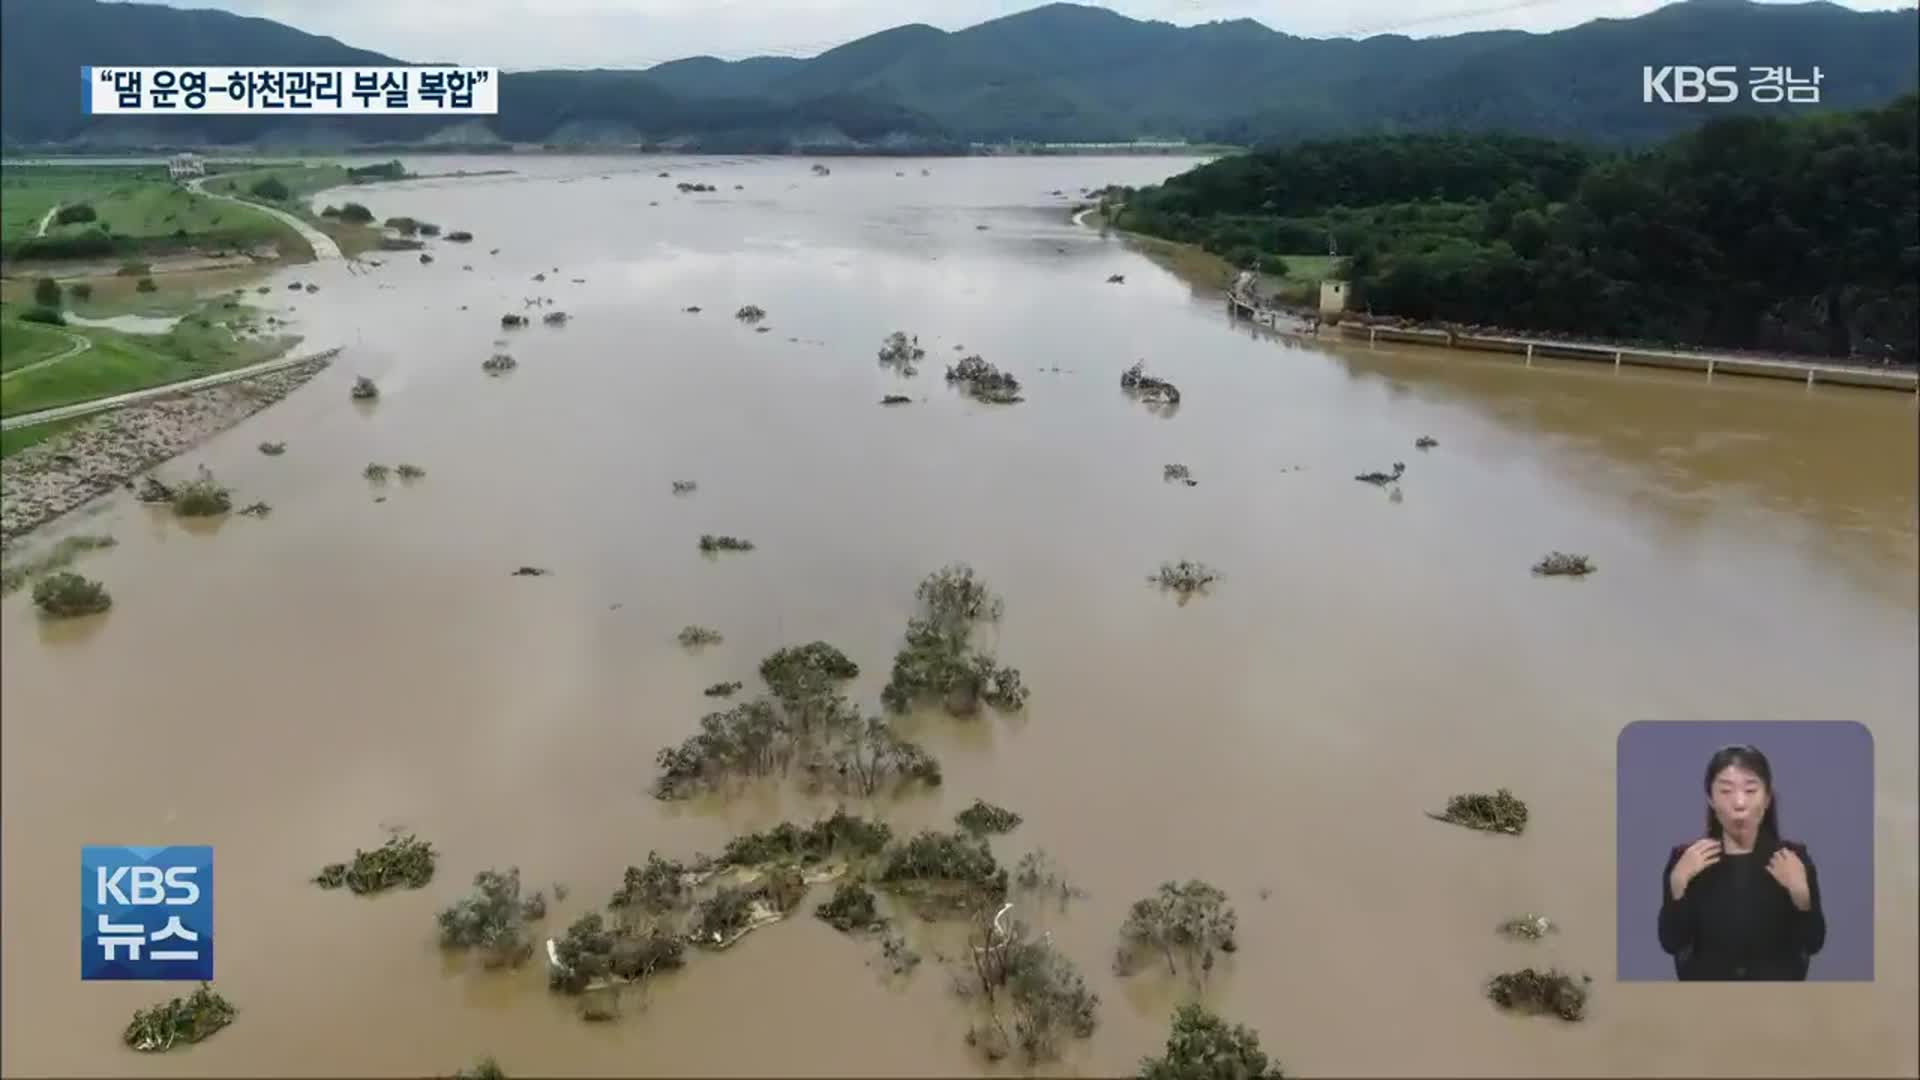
<box><xmin>0</xmin><ymin>352</ymin><xmax>332</xmax><ymax>543</ymax></box>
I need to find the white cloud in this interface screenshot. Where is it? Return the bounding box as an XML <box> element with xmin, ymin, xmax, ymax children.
<box><xmin>132</xmin><ymin>0</ymin><xmax>1912</xmax><ymax>69</ymax></box>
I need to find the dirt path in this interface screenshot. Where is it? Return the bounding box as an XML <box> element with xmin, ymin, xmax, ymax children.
<box><xmin>0</xmin><ymin>329</ymin><xmax>91</xmax><ymax>382</ymax></box>
<box><xmin>34</xmin><ymin>205</ymin><xmax>59</xmax><ymax>238</ymax></box>
<box><xmin>1</xmin><ymin>346</ymin><xmax>341</xmax><ymax>431</ymax></box>
<box><xmin>187</xmin><ymin>179</ymin><xmax>342</xmax><ymax>261</ymax></box>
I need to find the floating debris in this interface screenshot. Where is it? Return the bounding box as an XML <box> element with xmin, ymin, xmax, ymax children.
<box><xmin>677</xmin><ymin>182</ymin><xmax>716</xmax><ymax>193</ymax></box>
<box><xmin>1120</xmin><ymin>361</ymin><xmax>1180</xmax><ymax>406</ymax></box>
<box><xmin>878</xmin><ymin>331</ymin><xmax>926</xmax><ymax>375</ymax></box>
<box><xmin>684</xmin><ymin>305</ymin><xmax>702</xmax><ymax>314</ymax></box>
<box><xmin>703</xmin><ymin>681</ymin><xmax>744</xmax><ymax>698</ymax></box>
<box><xmin>955</xmin><ymin>799</ymin><xmax>1023</xmax><ymax>836</ymax></box>
<box><xmin>1416</xmin><ymin>435</ymin><xmax>1439</xmax><ymax>449</ymax></box>
<box><xmin>678</xmin><ymin>625</ymin><xmax>723</xmax><ymax>647</ymax></box>
<box><xmin>1532</xmin><ymin>552</ymin><xmax>1595</xmax><ymax>577</ymax></box>
<box><xmin>1107</xmin><ymin>274</ymin><xmax>1126</xmax><ymax>284</ymax></box>
<box><xmin>350</xmin><ymin>376</ymin><xmax>381</xmax><ymax>401</ymax></box>
<box><xmin>735</xmin><ymin>305</ymin><xmax>767</xmax><ymax>323</ymax></box>
<box><xmin>512</xmin><ymin>566</ymin><xmax>550</xmax><ymax>577</ymax></box>
<box><xmin>533</xmin><ymin>272</ymin><xmax>546</xmax><ymax>282</ymax></box>
<box><xmin>124</xmin><ymin>983</ymin><xmax>235</xmax><ymax>1052</ymax></box>
<box><xmin>32</xmin><ymin>571</ymin><xmax>111</xmax><ymax>617</ymax></box>
<box><xmin>447</xmin><ymin>230</ymin><xmax>474</xmax><ymax>242</ymax></box>
<box><xmin>237</xmin><ymin>501</ymin><xmax>271</xmax><ymax>517</ymax></box>
<box><xmin>1428</xmin><ymin>788</ymin><xmax>1529</xmax><ymax>834</ymax></box>
<box><xmin>1152</xmin><ymin>560</ymin><xmax>1218</xmax><ymax>595</ymax></box>
<box><xmin>945</xmin><ymin>355</ymin><xmax>1023</xmax><ymax>404</ymax></box>
<box><xmin>543</xmin><ymin>311</ymin><xmax>569</xmax><ymax>326</ymax></box>
<box><xmin>881</xmin><ymin>395</ymin><xmax>912</xmax><ymax>405</ymax></box>
<box><xmin>482</xmin><ymin>353</ymin><xmax>517</xmax><ymax>374</ymax></box>
<box><xmin>699</xmin><ymin>534</ymin><xmax>755</xmax><ymax>553</ymax></box>
<box><xmin>1355</xmin><ymin>462</ymin><xmax>1405</xmax><ymax>486</ymax></box>
<box><xmin>258</xmin><ymin>441</ymin><xmax>287</xmax><ymax>456</ymax></box>
<box><xmin>419</xmin><ymin>252</ymin><xmax>434</xmax><ymax>264</ymax></box>
<box><xmin>671</xmin><ymin>480</ymin><xmax>698</xmax><ymax>495</ymax></box>
<box><xmin>501</xmin><ymin>313</ymin><xmax>527</xmax><ymax>328</ymax></box>
<box><xmin>1498</xmin><ymin>913</ymin><xmax>1557</xmax><ymax>941</ymax></box>
<box><xmin>313</xmin><ymin>834</ymin><xmax>437</xmax><ymax>894</ymax></box>
<box><xmin>1487</xmin><ymin>969</ymin><xmax>1591</xmax><ymax>1022</ymax></box>
<box><xmin>363</xmin><ymin>463</ymin><xmax>391</xmax><ymax>482</ymax></box>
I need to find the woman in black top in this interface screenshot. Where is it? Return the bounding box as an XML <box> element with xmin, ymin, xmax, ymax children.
<box><xmin>1659</xmin><ymin>744</ymin><xmax>1826</xmax><ymax>980</ymax></box>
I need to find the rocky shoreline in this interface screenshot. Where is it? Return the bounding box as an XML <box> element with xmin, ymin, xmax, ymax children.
<box><xmin>0</xmin><ymin>357</ymin><xmax>331</xmax><ymax>546</ymax></box>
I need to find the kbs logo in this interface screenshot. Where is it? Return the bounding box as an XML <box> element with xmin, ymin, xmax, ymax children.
<box><xmin>81</xmin><ymin>845</ymin><xmax>213</xmax><ymax>980</ymax></box>
<box><xmin>1642</xmin><ymin>66</ymin><xmax>1740</xmax><ymax>103</ymax></box>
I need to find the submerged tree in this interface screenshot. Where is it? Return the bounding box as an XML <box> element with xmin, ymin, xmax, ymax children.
<box><xmin>1429</xmin><ymin>788</ymin><xmax>1529</xmax><ymax>834</ymax></box>
<box><xmin>1486</xmin><ymin>968</ymin><xmax>1592</xmax><ymax>1021</ymax></box>
<box><xmin>170</xmin><ymin>466</ymin><xmax>232</xmax><ymax>517</ymax></box>
<box><xmin>1532</xmin><ymin>552</ymin><xmax>1595</xmax><ymax>576</ymax></box>
<box><xmin>815</xmin><ymin>880</ymin><xmax>886</xmax><ymax>933</ymax></box>
<box><xmin>879</xmin><ymin>331</ymin><xmax>927</xmax><ymax>376</ymax></box>
<box><xmin>1116</xmin><ymin>880</ymin><xmax>1238</xmax><ymax>983</ymax></box>
<box><xmin>124</xmin><ymin>983</ymin><xmax>236</xmax><ymax>1053</ymax></box>
<box><xmin>1138</xmin><ymin>1003</ymin><xmax>1287</xmax><ymax>1080</ymax></box>
<box><xmin>955</xmin><ymin>799</ymin><xmax>1023</xmax><ymax>835</ymax></box>
<box><xmin>314</xmin><ymin>834</ymin><xmax>437</xmax><ymax>894</ymax></box>
<box><xmin>678</xmin><ymin>625</ymin><xmax>723</xmax><ymax>647</ymax></box>
<box><xmin>964</xmin><ymin>908</ymin><xmax>1099</xmax><ymax>1064</ymax></box>
<box><xmin>881</xmin><ymin>565</ymin><xmax>1028</xmax><ymax>717</ymax></box>
<box><xmin>877</xmin><ymin>830</ymin><xmax>1008</xmax><ymax>916</ymax></box>
<box><xmin>721</xmin><ymin>809</ymin><xmax>894</xmax><ymax>868</ymax></box>
<box><xmin>735</xmin><ymin>305</ymin><xmax>767</xmax><ymax>323</ymax></box>
<box><xmin>436</xmin><ymin>867</ymin><xmax>543</xmax><ymax>968</ymax></box>
<box><xmin>946</xmin><ymin>355</ymin><xmax>1024</xmax><ymax>404</ymax></box>
<box><xmin>826</xmin><ymin>715</ymin><xmax>943</xmax><ymax>796</ymax></box>
<box><xmin>1121</xmin><ymin>361</ymin><xmax>1181</xmax><ymax>406</ymax></box>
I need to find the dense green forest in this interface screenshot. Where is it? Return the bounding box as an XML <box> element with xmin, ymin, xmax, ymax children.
<box><xmin>1113</xmin><ymin>95</ymin><xmax>1919</xmax><ymax>361</ymax></box>
<box><xmin>4</xmin><ymin>0</ymin><xmax>1914</xmax><ymax>149</ymax></box>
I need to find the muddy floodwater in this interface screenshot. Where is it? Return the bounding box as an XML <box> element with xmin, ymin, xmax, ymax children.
<box><xmin>3</xmin><ymin>155</ymin><xmax>1916</xmax><ymax>1078</ymax></box>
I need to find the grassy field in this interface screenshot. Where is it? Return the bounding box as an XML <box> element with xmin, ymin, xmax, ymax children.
<box><xmin>0</xmin><ymin>415</ymin><xmax>84</xmax><ymax>458</ymax></box>
<box><xmin>0</xmin><ymin>165</ymin><xmax>170</xmax><ymax>244</ymax></box>
<box><xmin>202</xmin><ymin>163</ymin><xmax>350</xmax><ymax>203</ymax></box>
<box><xmin>44</xmin><ymin>184</ymin><xmax>286</xmax><ymax>246</ymax></box>
<box><xmin>1</xmin><ymin>163</ymin><xmax>306</xmax><ymax>259</ymax></box>
<box><xmin>0</xmin><ymin>315</ymin><xmax>75</xmax><ymax>373</ymax></box>
<box><xmin>0</xmin><ymin>298</ymin><xmax>296</xmax><ymax>418</ymax></box>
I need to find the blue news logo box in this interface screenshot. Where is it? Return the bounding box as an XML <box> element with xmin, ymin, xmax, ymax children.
<box><xmin>81</xmin><ymin>845</ymin><xmax>213</xmax><ymax>981</ymax></box>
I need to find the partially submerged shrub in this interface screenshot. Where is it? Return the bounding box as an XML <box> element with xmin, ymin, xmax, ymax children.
<box><xmin>878</xmin><ymin>331</ymin><xmax>926</xmax><ymax>375</ymax></box>
<box><xmin>1139</xmin><ymin>1003</ymin><xmax>1287</xmax><ymax>1080</ymax></box>
<box><xmin>703</xmin><ymin>680</ymin><xmax>744</xmax><ymax>697</ymax></box>
<box><xmin>671</xmin><ymin>480</ymin><xmax>698</xmax><ymax>495</ymax></box>
<box><xmin>759</xmin><ymin>640</ymin><xmax>859</xmax><ymax>703</ymax></box>
<box><xmin>691</xmin><ymin>885</ymin><xmax>767</xmax><ymax>946</ymax></box>
<box><xmin>314</xmin><ymin>834</ymin><xmax>437</xmax><ymax>894</ymax></box>
<box><xmin>258</xmin><ymin>441</ymin><xmax>287</xmax><ymax>455</ymax></box>
<box><xmin>1163</xmin><ymin>464</ymin><xmax>1195</xmax><ymax>485</ymax></box>
<box><xmin>238</xmin><ymin>501</ymin><xmax>272</xmax><ymax>517</ymax></box>
<box><xmin>124</xmin><ymin>983</ymin><xmax>235</xmax><ymax>1052</ymax></box>
<box><xmin>698</xmin><ymin>534</ymin><xmax>755</xmax><ymax>553</ymax></box>
<box><xmin>955</xmin><ymin>799</ymin><xmax>1023</xmax><ymax>835</ymax></box>
<box><xmin>32</xmin><ymin>571</ymin><xmax>111</xmax><ymax>617</ymax></box>
<box><xmin>543</xmin><ymin>311</ymin><xmax>568</xmax><ymax>325</ymax></box>
<box><xmin>946</xmin><ymin>355</ymin><xmax>1023</xmax><ymax>404</ymax></box>
<box><xmin>653</xmin><ymin>700</ymin><xmax>790</xmax><ymax>798</ymax></box>
<box><xmin>501</xmin><ymin>313</ymin><xmax>527</xmax><ymax>328</ymax></box>
<box><xmin>1116</xmin><ymin>880</ymin><xmax>1237</xmax><ymax>982</ymax></box>
<box><xmin>136</xmin><ymin>276</ymin><xmax>158</xmax><ymax>293</ymax></box>
<box><xmin>721</xmin><ymin>809</ymin><xmax>893</xmax><ymax>868</ymax></box>
<box><xmin>1120</xmin><ymin>361</ymin><xmax>1181</xmax><ymax>406</ymax></box>
<box><xmin>1355</xmin><ymin>462</ymin><xmax>1406</xmax><ymax>486</ymax></box>
<box><xmin>482</xmin><ymin>353</ymin><xmax>517</xmax><ymax>374</ymax></box>
<box><xmin>678</xmin><ymin>625</ymin><xmax>723</xmax><ymax>647</ymax></box>
<box><xmin>364</xmin><ymin>463</ymin><xmax>391</xmax><ymax>482</ymax></box>
<box><xmin>965</xmin><ymin>913</ymin><xmax>1099</xmax><ymax>1064</ymax></box>
<box><xmin>827</xmin><ymin>715</ymin><xmax>943</xmax><ymax>795</ymax></box>
<box><xmin>447</xmin><ymin>230</ymin><xmax>474</xmax><ymax>242</ymax></box>
<box><xmin>816</xmin><ymin>881</ymin><xmax>885</xmax><ymax>933</ymax></box>
<box><xmin>396</xmin><ymin>463</ymin><xmax>427</xmax><ymax>480</ymax></box>
<box><xmin>1429</xmin><ymin>788</ymin><xmax>1529</xmax><ymax>834</ymax></box>
<box><xmin>735</xmin><ymin>304</ymin><xmax>767</xmax><ymax>323</ymax></box>
<box><xmin>170</xmin><ymin>467</ymin><xmax>231</xmax><ymax>517</ymax></box>
<box><xmin>1533</xmin><ymin>552</ymin><xmax>1595</xmax><ymax>577</ymax></box>
<box><xmin>549</xmin><ymin>912</ymin><xmax>685</xmax><ymax>993</ymax></box>
<box><xmin>611</xmin><ymin>852</ymin><xmax>694</xmax><ymax>917</ymax></box>
<box><xmin>350</xmin><ymin>376</ymin><xmax>380</xmax><ymax>400</ymax></box>
<box><xmin>1486</xmin><ymin>968</ymin><xmax>1591</xmax><ymax>1021</ymax></box>
<box><xmin>436</xmin><ymin>867</ymin><xmax>542</xmax><ymax>968</ymax></box>
<box><xmin>1416</xmin><ymin>435</ymin><xmax>1439</xmax><ymax>449</ymax></box>
<box><xmin>1</xmin><ymin>535</ymin><xmax>116</xmax><ymax>598</ymax></box>
<box><xmin>881</xmin><ymin>565</ymin><xmax>1027</xmax><ymax>717</ymax></box>
<box><xmin>877</xmin><ymin>830</ymin><xmax>1007</xmax><ymax>914</ymax></box>
<box><xmin>1499</xmin><ymin>913</ymin><xmax>1557</xmax><ymax>941</ymax></box>
<box><xmin>881</xmin><ymin>394</ymin><xmax>912</xmax><ymax>405</ymax></box>
<box><xmin>1152</xmin><ymin>560</ymin><xmax>1218</xmax><ymax>596</ymax></box>
<box><xmin>454</xmin><ymin>1058</ymin><xmax>507</xmax><ymax>1080</ymax></box>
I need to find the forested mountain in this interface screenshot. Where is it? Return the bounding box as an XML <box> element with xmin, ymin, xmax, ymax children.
<box><xmin>1114</xmin><ymin>96</ymin><xmax>1920</xmax><ymax>361</ymax></box>
<box><xmin>2</xmin><ymin>0</ymin><xmax>1914</xmax><ymax>150</ymax></box>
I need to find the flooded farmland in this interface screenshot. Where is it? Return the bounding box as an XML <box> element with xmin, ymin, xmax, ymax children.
<box><xmin>3</xmin><ymin>154</ymin><xmax>1916</xmax><ymax>1077</ymax></box>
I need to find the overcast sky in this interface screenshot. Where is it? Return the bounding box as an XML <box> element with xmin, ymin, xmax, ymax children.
<box><xmin>134</xmin><ymin>0</ymin><xmax>1910</xmax><ymax>69</ymax></box>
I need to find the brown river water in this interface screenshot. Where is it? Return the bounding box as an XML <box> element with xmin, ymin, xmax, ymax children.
<box><xmin>3</xmin><ymin>154</ymin><xmax>1916</xmax><ymax>1077</ymax></box>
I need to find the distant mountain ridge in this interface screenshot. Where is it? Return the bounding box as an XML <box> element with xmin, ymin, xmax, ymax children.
<box><xmin>2</xmin><ymin>0</ymin><xmax>1914</xmax><ymax>151</ymax></box>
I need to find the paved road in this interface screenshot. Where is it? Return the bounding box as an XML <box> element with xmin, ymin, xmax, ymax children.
<box><xmin>1</xmin><ymin>347</ymin><xmax>341</xmax><ymax>431</ymax></box>
<box><xmin>187</xmin><ymin>178</ymin><xmax>342</xmax><ymax>261</ymax></box>
<box><xmin>0</xmin><ymin>328</ymin><xmax>92</xmax><ymax>382</ymax></box>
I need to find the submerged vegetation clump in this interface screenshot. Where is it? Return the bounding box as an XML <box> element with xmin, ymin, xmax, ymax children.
<box><xmin>1355</xmin><ymin>462</ymin><xmax>1406</xmax><ymax>486</ymax></box>
<box><xmin>314</xmin><ymin>834</ymin><xmax>437</xmax><ymax>894</ymax></box>
<box><xmin>170</xmin><ymin>467</ymin><xmax>232</xmax><ymax>517</ymax></box>
<box><xmin>1120</xmin><ymin>361</ymin><xmax>1181</xmax><ymax>406</ymax></box>
<box><xmin>549</xmin><ymin>912</ymin><xmax>686</xmax><ymax>993</ymax></box>
<box><xmin>962</xmin><ymin>910</ymin><xmax>1099</xmax><ymax>1064</ymax></box>
<box><xmin>611</xmin><ymin>851</ymin><xmax>694</xmax><ymax>917</ymax></box>
<box><xmin>364</xmin><ymin>463</ymin><xmax>391</xmax><ymax>482</ymax></box>
<box><xmin>678</xmin><ymin>625</ymin><xmax>723</xmax><ymax>647</ymax></box>
<box><xmin>815</xmin><ymin>881</ymin><xmax>885</xmax><ymax>933</ymax></box>
<box><xmin>350</xmin><ymin>376</ymin><xmax>380</xmax><ymax>401</ymax></box>
<box><xmin>437</xmin><ymin>867</ymin><xmax>544</xmax><ymax>968</ymax></box>
<box><xmin>501</xmin><ymin>313</ymin><xmax>528</xmax><ymax>328</ymax></box>
<box><xmin>881</xmin><ymin>394</ymin><xmax>912</xmax><ymax>405</ymax></box>
<box><xmin>482</xmin><ymin>353</ymin><xmax>517</xmax><ymax>374</ymax></box>
<box><xmin>703</xmin><ymin>680</ymin><xmax>744</xmax><ymax>698</ymax></box>
<box><xmin>1013</xmin><ymin>850</ymin><xmax>1085</xmax><ymax>910</ymax></box>
<box><xmin>955</xmin><ymin>799</ymin><xmax>1024</xmax><ymax>835</ymax></box>
<box><xmin>698</xmin><ymin>534</ymin><xmax>755</xmax><ymax>553</ymax></box>
<box><xmin>735</xmin><ymin>304</ymin><xmax>767</xmax><ymax>323</ymax></box>
<box><xmin>722</xmin><ymin>809</ymin><xmax>894</xmax><ymax>869</ymax></box>
<box><xmin>238</xmin><ymin>501</ymin><xmax>272</xmax><ymax>517</ymax></box>
<box><xmin>1487</xmin><ymin>969</ymin><xmax>1592</xmax><ymax>1021</ymax></box>
<box><xmin>32</xmin><ymin>571</ymin><xmax>112</xmax><ymax>617</ymax></box>
<box><xmin>945</xmin><ymin>355</ymin><xmax>1024</xmax><ymax>404</ymax></box>
<box><xmin>671</xmin><ymin>480</ymin><xmax>698</xmax><ymax>495</ymax></box>
<box><xmin>1116</xmin><ymin>879</ymin><xmax>1238</xmax><ymax>983</ymax></box>
<box><xmin>1163</xmin><ymin>464</ymin><xmax>1196</xmax><ymax>485</ymax></box>
<box><xmin>878</xmin><ymin>331</ymin><xmax>926</xmax><ymax>375</ymax></box>
<box><xmin>454</xmin><ymin>1058</ymin><xmax>506</xmax><ymax>1080</ymax></box>
<box><xmin>124</xmin><ymin>984</ymin><xmax>236</xmax><ymax>1053</ymax></box>
<box><xmin>2</xmin><ymin>535</ymin><xmax>117</xmax><ymax>599</ymax></box>
<box><xmin>1139</xmin><ymin>1003</ymin><xmax>1287</xmax><ymax>1080</ymax></box>
<box><xmin>880</xmin><ymin>564</ymin><xmax>1027</xmax><ymax>717</ymax></box>
<box><xmin>1416</xmin><ymin>435</ymin><xmax>1439</xmax><ymax>449</ymax></box>
<box><xmin>1499</xmin><ymin>913</ymin><xmax>1557</xmax><ymax>941</ymax></box>
<box><xmin>876</xmin><ymin>830</ymin><xmax>1008</xmax><ymax>914</ymax></box>
<box><xmin>396</xmin><ymin>464</ymin><xmax>427</xmax><ymax>480</ymax></box>
<box><xmin>258</xmin><ymin>441</ymin><xmax>287</xmax><ymax>456</ymax></box>
<box><xmin>1152</xmin><ymin>560</ymin><xmax>1219</xmax><ymax>596</ymax></box>
<box><xmin>1533</xmin><ymin>552</ymin><xmax>1595</xmax><ymax>577</ymax></box>
<box><xmin>1429</xmin><ymin>788</ymin><xmax>1529</xmax><ymax>834</ymax></box>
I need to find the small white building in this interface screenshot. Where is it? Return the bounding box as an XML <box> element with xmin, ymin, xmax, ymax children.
<box><xmin>167</xmin><ymin>153</ymin><xmax>205</xmax><ymax>182</ymax></box>
<box><xmin>1319</xmin><ymin>280</ymin><xmax>1348</xmax><ymax>316</ymax></box>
